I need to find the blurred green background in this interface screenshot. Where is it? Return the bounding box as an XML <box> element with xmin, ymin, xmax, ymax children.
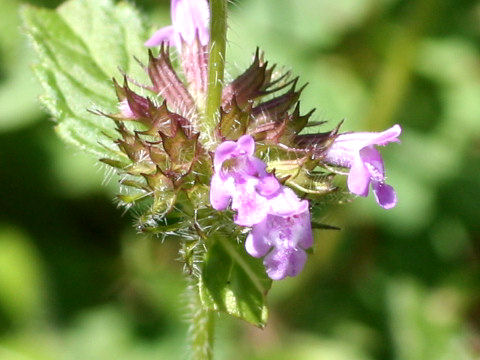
<box><xmin>1</xmin><ymin>0</ymin><xmax>479</xmax><ymax>359</ymax></box>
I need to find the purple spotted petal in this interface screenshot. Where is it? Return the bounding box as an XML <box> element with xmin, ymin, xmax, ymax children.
<box><xmin>231</xmin><ymin>179</ymin><xmax>270</xmax><ymax>226</ymax></box>
<box><xmin>250</xmin><ymin>210</ymin><xmax>312</xmax><ymax>251</ymax></box>
<box><xmin>264</xmin><ymin>247</ymin><xmax>307</xmax><ymax>280</ymax></box>
<box><xmin>372</xmin><ymin>182</ymin><xmax>397</xmax><ymax>209</ymax></box>
<box><xmin>246</xmin><ymin>211</ymin><xmax>313</xmax><ymax>280</ymax></box>
<box><xmin>359</xmin><ymin>146</ymin><xmax>385</xmax><ymax>181</ymax></box>
<box><xmin>294</xmin><ymin>211</ymin><xmax>314</xmax><ymax>249</ymax></box>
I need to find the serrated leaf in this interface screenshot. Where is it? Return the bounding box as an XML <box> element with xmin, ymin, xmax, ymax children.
<box><xmin>199</xmin><ymin>234</ymin><xmax>272</xmax><ymax>327</ymax></box>
<box><xmin>21</xmin><ymin>0</ymin><xmax>148</xmax><ymax>159</ymax></box>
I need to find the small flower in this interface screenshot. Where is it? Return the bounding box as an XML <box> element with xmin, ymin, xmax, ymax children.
<box><xmin>325</xmin><ymin>124</ymin><xmax>402</xmax><ymax>209</ymax></box>
<box><xmin>246</xmin><ymin>210</ymin><xmax>312</xmax><ymax>280</ymax></box>
<box><xmin>210</xmin><ymin>135</ymin><xmax>281</xmax><ymax>226</ymax></box>
<box><xmin>145</xmin><ymin>0</ymin><xmax>210</xmax><ymax>48</ymax></box>
<box><xmin>210</xmin><ymin>135</ymin><xmax>313</xmax><ymax>280</ymax></box>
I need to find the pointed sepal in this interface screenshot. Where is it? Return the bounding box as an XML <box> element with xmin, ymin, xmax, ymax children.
<box><xmin>148</xmin><ymin>46</ymin><xmax>196</xmax><ymax>115</ymax></box>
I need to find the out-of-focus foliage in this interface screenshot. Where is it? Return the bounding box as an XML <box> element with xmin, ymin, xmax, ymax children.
<box><xmin>0</xmin><ymin>0</ymin><xmax>479</xmax><ymax>359</ymax></box>
<box><xmin>0</xmin><ymin>0</ymin><xmax>41</xmax><ymax>131</ymax></box>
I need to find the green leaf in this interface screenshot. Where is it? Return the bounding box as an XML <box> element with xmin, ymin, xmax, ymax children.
<box><xmin>21</xmin><ymin>0</ymin><xmax>149</xmax><ymax>159</ymax></box>
<box><xmin>199</xmin><ymin>234</ymin><xmax>272</xmax><ymax>327</ymax></box>
<box><xmin>0</xmin><ymin>0</ymin><xmax>42</xmax><ymax>132</ymax></box>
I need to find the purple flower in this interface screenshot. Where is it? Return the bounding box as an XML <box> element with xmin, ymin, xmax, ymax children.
<box><xmin>210</xmin><ymin>135</ymin><xmax>280</xmax><ymax>226</ymax></box>
<box><xmin>210</xmin><ymin>135</ymin><xmax>313</xmax><ymax>280</ymax></box>
<box><xmin>325</xmin><ymin>124</ymin><xmax>402</xmax><ymax>209</ymax></box>
<box><xmin>246</xmin><ymin>211</ymin><xmax>313</xmax><ymax>280</ymax></box>
<box><xmin>145</xmin><ymin>0</ymin><xmax>210</xmax><ymax>48</ymax></box>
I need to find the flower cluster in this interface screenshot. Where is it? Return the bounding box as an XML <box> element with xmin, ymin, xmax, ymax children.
<box><xmin>210</xmin><ymin>135</ymin><xmax>312</xmax><ymax>280</ymax></box>
<box><xmin>102</xmin><ymin>0</ymin><xmax>402</xmax><ymax>282</ymax></box>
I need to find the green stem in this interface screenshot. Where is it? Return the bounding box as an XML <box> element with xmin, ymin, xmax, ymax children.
<box><xmin>187</xmin><ymin>2</ymin><xmax>227</xmax><ymax>357</ymax></box>
<box><xmin>189</xmin><ymin>278</ymin><xmax>215</xmax><ymax>360</ymax></box>
<box><xmin>203</xmin><ymin>0</ymin><xmax>227</xmax><ymax>147</ymax></box>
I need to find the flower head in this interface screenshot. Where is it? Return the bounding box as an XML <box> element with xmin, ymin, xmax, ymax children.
<box><xmin>210</xmin><ymin>135</ymin><xmax>313</xmax><ymax>280</ymax></box>
<box><xmin>145</xmin><ymin>0</ymin><xmax>210</xmax><ymax>48</ymax></box>
<box><xmin>325</xmin><ymin>124</ymin><xmax>401</xmax><ymax>209</ymax></box>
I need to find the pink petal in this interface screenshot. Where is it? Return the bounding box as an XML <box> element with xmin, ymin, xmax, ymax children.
<box><xmin>248</xmin><ymin>157</ymin><xmax>268</xmax><ymax>177</ymax></box>
<box><xmin>209</xmin><ymin>173</ymin><xmax>234</xmax><ymax>210</ymax></box>
<box><xmin>256</xmin><ymin>175</ymin><xmax>280</xmax><ymax>197</ymax></box>
<box><xmin>294</xmin><ymin>211</ymin><xmax>314</xmax><ymax>250</ymax></box>
<box><xmin>264</xmin><ymin>247</ymin><xmax>307</xmax><ymax>280</ymax></box>
<box><xmin>359</xmin><ymin>146</ymin><xmax>385</xmax><ymax>181</ymax></box>
<box><xmin>268</xmin><ymin>187</ymin><xmax>309</xmax><ymax>217</ymax></box>
<box><xmin>144</xmin><ymin>26</ymin><xmax>176</xmax><ymax>47</ymax></box>
<box><xmin>245</xmin><ymin>222</ymin><xmax>271</xmax><ymax>258</ymax></box>
<box><xmin>213</xmin><ymin>140</ymin><xmax>237</xmax><ymax>171</ymax></box>
<box><xmin>231</xmin><ymin>179</ymin><xmax>269</xmax><ymax>226</ymax></box>
<box><xmin>236</xmin><ymin>135</ymin><xmax>255</xmax><ymax>157</ymax></box>
<box><xmin>373</xmin><ymin>124</ymin><xmax>402</xmax><ymax>146</ymax></box>
<box><xmin>372</xmin><ymin>182</ymin><xmax>397</xmax><ymax>209</ymax></box>
<box><xmin>172</xmin><ymin>0</ymin><xmax>210</xmax><ymax>45</ymax></box>
<box><xmin>213</xmin><ymin>135</ymin><xmax>256</xmax><ymax>172</ymax></box>
<box><xmin>333</xmin><ymin>124</ymin><xmax>402</xmax><ymax>149</ymax></box>
<box><xmin>347</xmin><ymin>157</ymin><xmax>371</xmax><ymax>196</ymax></box>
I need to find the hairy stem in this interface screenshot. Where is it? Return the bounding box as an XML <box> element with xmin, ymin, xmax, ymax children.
<box><xmin>189</xmin><ymin>277</ymin><xmax>215</xmax><ymax>360</ymax></box>
<box><xmin>187</xmin><ymin>2</ymin><xmax>227</xmax><ymax>357</ymax></box>
<box><xmin>203</xmin><ymin>0</ymin><xmax>227</xmax><ymax>148</ymax></box>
